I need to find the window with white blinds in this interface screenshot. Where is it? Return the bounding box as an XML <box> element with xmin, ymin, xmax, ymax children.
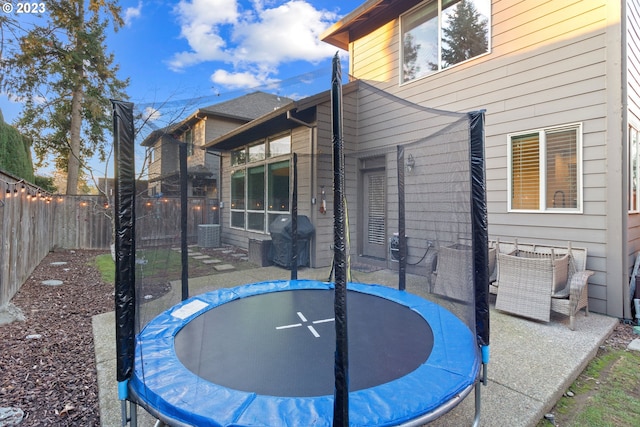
<box><xmin>508</xmin><ymin>124</ymin><xmax>582</xmax><ymax>212</ymax></box>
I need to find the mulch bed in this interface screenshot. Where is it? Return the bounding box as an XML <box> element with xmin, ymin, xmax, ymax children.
<box><xmin>0</xmin><ymin>249</ymin><xmax>112</xmax><ymax>426</ymax></box>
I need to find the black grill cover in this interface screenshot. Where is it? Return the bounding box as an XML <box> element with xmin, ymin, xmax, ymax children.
<box><xmin>269</xmin><ymin>215</ymin><xmax>314</xmax><ymax>268</ymax></box>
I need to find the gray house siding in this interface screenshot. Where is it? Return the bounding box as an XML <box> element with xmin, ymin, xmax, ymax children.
<box><xmin>339</xmin><ymin>0</ymin><xmax>626</xmax><ymax>316</ymax></box>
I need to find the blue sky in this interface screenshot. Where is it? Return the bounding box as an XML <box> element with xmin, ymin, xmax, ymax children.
<box><xmin>0</xmin><ymin>0</ymin><xmax>363</xmax><ymax>176</ymax></box>
<box><xmin>2</xmin><ymin>0</ymin><xmax>363</xmax><ymax>119</ymax></box>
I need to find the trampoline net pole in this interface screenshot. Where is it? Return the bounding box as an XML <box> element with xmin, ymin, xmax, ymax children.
<box><xmin>291</xmin><ymin>153</ymin><xmax>298</xmax><ymax>279</ymax></box>
<box><xmin>112</xmin><ymin>100</ymin><xmax>136</xmax><ymax>402</ymax></box>
<box><xmin>397</xmin><ymin>145</ymin><xmax>407</xmax><ymax>291</ymax></box>
<box><xmin>331</xmin><ymin>52</ymin><xmax>349</xmax><ymax>427</ymax></box>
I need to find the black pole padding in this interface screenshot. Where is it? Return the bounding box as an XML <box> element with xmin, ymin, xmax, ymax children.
<box><xmin>331</xmin><ymin>52</ymin><xmax>349</xmax><ymax>427</ymax></box>
<box><xmin>291</xmin><ymin>153</ymin><xmax>298</xmax><ymax>280</ymax></box>
<box><xmin>179</xmin><ymin>142</ymin><xmax>189</xmax><ymax>301</ymax></box>
<box><xmin>397</xmin><ymin>145</ymin><xmax>407</xmax><ymax>291</ymax></box>
<box><xmin>469</xmin><ymin>110</ymin><xmax>490</xmax><ymax>348</ymax></box>
<box><xmin>112</xmin><ymin>100</ymin><xmax>136</xmax><ymax>384</ymax></box>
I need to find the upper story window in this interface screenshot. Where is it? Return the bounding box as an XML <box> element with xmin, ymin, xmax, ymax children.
<box><xmin>268</xmin><ymin>134</ymin><xmax>292</xmax><ymax>157</ymax></box>
<box><xmin>401</xmin><ymin>0</ymin><xmax>490</xmax><ymax>83</ymax></box>
<box><xmin>508</xmin><ymin>124</ymin><xmax>583</xmax><ymax>213</ymax></box>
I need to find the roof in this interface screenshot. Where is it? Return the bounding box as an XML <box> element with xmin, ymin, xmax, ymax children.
<box><xmin>203</xmin><ymin>81</ymin><xmax>359</xmax><ymax>151</ymax></box>
<box><xmin>200</xmin><ymin>92</ymin><xmax>292</xmax><ymax>121</ymax></box>
<box><xmin>141</xmin><ymin>92</ymin><xmax>292</xmax><ymax>147</ymax></box>
<box><xmin>321</xmin><ymin>0</ymin><xmax>422</xmax><ymax>50</ymax></box>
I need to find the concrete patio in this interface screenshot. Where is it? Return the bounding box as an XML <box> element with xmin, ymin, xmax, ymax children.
<box><xmin>93</xmin><ymin>265</ymin><xmax>618</xmax><ymax>427</ymax></box>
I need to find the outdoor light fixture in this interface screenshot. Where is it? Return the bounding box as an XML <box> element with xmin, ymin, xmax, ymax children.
<box><xmin>406</xmin><ymin>154</ymin><xmax>415</xmax><ymax>172</ymax></box>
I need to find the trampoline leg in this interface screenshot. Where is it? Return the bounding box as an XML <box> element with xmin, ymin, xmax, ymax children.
<box><xmin>120</xmin><ymin>400</ymin><xmax>137</xmax><ymax>427</ymax></box>
<box><xmin>120</xmin><ymin>401</ymin><xmax>127</xmax><ymax>426</ymax></box>
<box><xmin>472</xmin><ymin>363</ymin><xmax>488</xmax><ymax>427</ymax></box>
<box><xmin>129</xmin><ymin>401</ymin><xmax>137</xmax><ymax>426</ymax></box>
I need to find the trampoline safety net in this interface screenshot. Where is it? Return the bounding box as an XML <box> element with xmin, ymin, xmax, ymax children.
<box><xmin>112</xmin><ymin>77</ymin><xmax>488</xmax><ymax>427</ymax></box>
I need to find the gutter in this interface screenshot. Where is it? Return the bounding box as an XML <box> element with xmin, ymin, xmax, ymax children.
<box><xmin>286</xmin><ymin>110</ymin><xmax>314</xmax><ymax>128</ymax></box>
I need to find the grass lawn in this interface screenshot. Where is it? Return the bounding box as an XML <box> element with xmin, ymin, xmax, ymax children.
<box><xmin>538</xmin><ymin>346</ymin><xmax>640</xmax><ymax>427</ymax></box>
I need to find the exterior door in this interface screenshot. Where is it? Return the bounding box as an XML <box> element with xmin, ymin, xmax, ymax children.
<box><xmin>362</xmin><ymin>170</ymin><xmax>386</xmax><ymax>259</ymax></box>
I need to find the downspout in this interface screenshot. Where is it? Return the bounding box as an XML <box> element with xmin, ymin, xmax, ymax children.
<box><xmin>622</xmin><ymin>3</ymin><xmax>631</xmax><ymax>321</ymax></box>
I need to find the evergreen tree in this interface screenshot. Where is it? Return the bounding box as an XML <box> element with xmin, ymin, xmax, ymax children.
<box><xmin>441</xmin><ymin>0</ymin><xmax>488</xmax><ymax>69</ymax></box>
<box><xmin>0</xmin><ymin>0</ymin><xmax>128</xmax><ymax>194</ymax></box>
<box><xmin>0</xmin><ymin>109</ymin><xmax>35</xmax><ymax>181</ymax></box>
<box><xmin>402</xmin><ymin>33</ymin><xmax>422</xmax><ymax>82</ymax></box>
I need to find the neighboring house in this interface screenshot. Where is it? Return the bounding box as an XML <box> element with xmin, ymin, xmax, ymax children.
<box><xmin>205</xmin><ymin>0</ymin><xmax>640</xmax><ymax>320</ymax></box>
<box><xmin>141</xmin><ymin>92</ymin><xmax>292</xmax><ymax>206</ymax></box>
<box><xmin>97</xmin><ymin>177</ymin><xmax>147</xmax><ymax>198</ymax></box>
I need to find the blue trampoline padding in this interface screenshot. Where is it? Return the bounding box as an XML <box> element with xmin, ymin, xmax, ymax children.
<box><xmin>130</xmin><ymin>280</ymin><xmax>480</xmax><ymax>427</ymax></box>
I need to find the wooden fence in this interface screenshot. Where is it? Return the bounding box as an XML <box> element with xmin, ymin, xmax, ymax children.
<box><xmin>0</xmin><ymin>174</ymin><xmax>55</xmax><ymax>309</ymax></box>
<box><xmin>0</xmin><ymin>170</ymin><xmax>217</xmax><ymax>308</ymax></box>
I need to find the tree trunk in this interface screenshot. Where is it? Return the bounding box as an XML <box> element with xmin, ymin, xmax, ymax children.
<box><xmin>66</xmin><ymin>1</ymin><xmax>85</xmax><ymax>195</ymax></box>
<box><xmin>66</xmin><ymin>81</ymin><xmax>83</xmax><ymax>195</ymax></box>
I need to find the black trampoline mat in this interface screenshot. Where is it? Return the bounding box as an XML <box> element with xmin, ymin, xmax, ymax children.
<box><xmin>174</xmin><ymin>289</ymin><xmax>434</xmax><ymax>397</ymax></box>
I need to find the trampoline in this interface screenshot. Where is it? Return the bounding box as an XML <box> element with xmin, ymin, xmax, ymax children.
<box><xmin>112</xmin><ymin>54</ymin><xmax>489</xmax><ymax>427</ymax></box>
<box><xmin>129</xmin><ymin>279</ymin><xmax>480</xmax><ymax>427</ymax></box>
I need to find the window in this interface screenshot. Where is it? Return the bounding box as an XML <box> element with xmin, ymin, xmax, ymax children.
<box><xmin>231</xmin><ymin>148</ymin><xmax>246</xmax><ymax>166</ymax></box>
<box><xmin>508</xmin><ymin>124</ymin><xmax>582</xmax><ymax>212</ymax></box>
<box><xmin>230</xmin><ymin>133</ymin><xmax>292</xmax><ymax>232</ymax></box>
<box><xmin>230</xmin><ymin>170</ymin><xmax>245</xmax><ymax>228</ymax></box>
<box><xmin>248</xmin><ymin>142</ymin><xmax>265</xmax><ymax>162</ymax></box>
<box><xmin>268</xmin><ymin>161</ymin><xmax>290</xmax><ymax>225</ymax></box>
<box><xmin>629</xmin><ymin>126</ymin><xmax>640</xmax><ymax>213</ymax></box>
<box><xmin>268</xmin><ymin>134</ymin><xmax>291</xmax><ymax>157</ymax></box>
<box><xmin>401</xmin><ymin>0</ymin><xmax>490</xmax><ymax>83</ymax></box>
<box><xmin>185</xmin><ymin>128</ymin><xmax>194</xmax><ymax>157</ymax></box>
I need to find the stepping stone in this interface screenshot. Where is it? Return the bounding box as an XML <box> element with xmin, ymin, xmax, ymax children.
<box><xmin>50</xmin><ymin>261</ymin><xmax>68</xmax><ymax>266</ymax></box>
<box><xmin>41</xmin><ymin>280</ymin><xmax>63</xmax><ymax>286</ymax></box>
<box><xmin>171</xmin><ymin>247</ymin><xmax>181</xmax><ymax>251</ymax></box>
<box><xmin>193</xmin><ymin>255</ymin><xmax>210</xmax><ymax>260</ymax></box>
<box><xmin>213</xmin><ymin>264</ymin><xmax>235</xmax><ymax>272</ymax></box>
<box><xmin>628</xmin><ymin>338</ymin><xmax>640</xmax><ymax>352</ymax></box>
<box><xmin>202</xmin><ymin>259</ymin><xmax>222</xmax><ymax>265</ymax></box>
<box><xmin>222</xmin><ymin>250</ymin><xmax>233</xmax><ymax>254</ymax></box>
<box><xmin>189</xmin><ymin>252</ymin><xmax>203</xmax><ymax>256</ymax></box>
<box><xmin>0</xmin><ymin>407</ymin><xmax>24</xmax><ymax>425</ymax></box>
<box><xmin>231</xmin><ymin>253</ymin><xmax>246</xmax><ymax>258</ymax></box>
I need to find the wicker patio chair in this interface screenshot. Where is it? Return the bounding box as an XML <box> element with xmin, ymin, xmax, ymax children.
<box><xmin>494</xmin><ymin>249</ymin><xmax>570</xmax><ymax>322</ymax></box>
<box><xmin>550</xmin><ymin>245</ymin><xmax>594</xmax><ymax>330</ymax></box>
<box><xmin>431</xmin><ymin>244</ymin><xmax>474</xmax><ymax>303</ymax></box>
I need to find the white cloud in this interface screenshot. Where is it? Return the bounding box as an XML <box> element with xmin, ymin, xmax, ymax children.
<box><xmin>142</xmin><ymin>106</ymin><xmax>162</xmax><ymax>122</ymax></box>
<box><xmin>169</xmin><ymin>0</ymin><xmax>340</xmax><ymax>88</ymax></box>
<box><xmin>211</xmin><ymin>69</ymin><xmax>267</xmax><ymax>89</ymax></box>
<box><xmin>168</xmin><ymin>0</ymin><xmax>239</xmax><ymax>70</ymax></box>
<box><xmin>124</xmin><ymin>1</ymin><xmax>143</xmax><ymax>27</ymax></box>
<box><xmin>232</xmin><ymin>1</ymin><xmax>337</xmax><ymax>66</ymax></box>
